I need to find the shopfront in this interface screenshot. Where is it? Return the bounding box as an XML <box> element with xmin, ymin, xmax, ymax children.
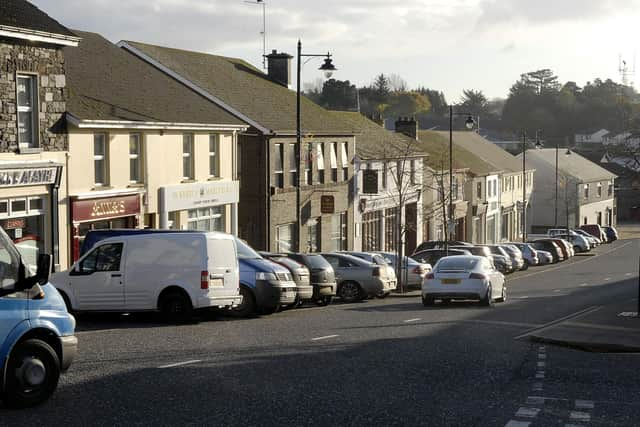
<box><xmin>158</xmin><ymin>181</ymin><xmax>239</xmax><ymax>233</ymax></box>
<box><xmin>70</xmin><ymin>192</ymin><xmax>142</xmax><ymax>261</ymax></box>
<box><xmin>0</xmin><ymin>162</ymin><xmax>63</xmax><ymax>270</ymax></box>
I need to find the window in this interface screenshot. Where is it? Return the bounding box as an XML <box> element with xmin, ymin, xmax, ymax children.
<box><xmin>182</xmin><ymin>134</ymin><xmax>194</xmax><ymax>180</ymax></box>
<box><xmin>583</xmin><ymin>217</ymin><xmax>587</xmax><ymax>225</ymax></box>
<box><xmin>94</xmin><ymin>133</ymin><xmax>107</xmax><ymax>186</ymax></box>
<box><xmin>306</xmin><ymin>218</ymin><xmax>320</xmax><ymax>252</ymax></box>
<box><xmin>384</xmin><ymin>208</ymin><xmax>397</xmax><ymax>251</ymax></box>
<box><xmin>288</xmin><ymin>143</ymin><xmax>297</xmax><ymax>187</ymax></box>
<box><xmin>607</xmin><ymin>182</ymin><xmax>613</xmax><ymax>197</ymax></box>
<box><xmin>330</xmin><ymin>142</ymin><xmax>338</xmax><ymax>182</ymax></box>
<box><xmin>596</xmin><ymin>211</ymin><xmax>602</xmax><ymax>225</ymax></box>
<box><xmin>410</xmin><ymin>160</ymin><xmax>416</xmax><ymax>185</ymax></box>
<box><xmin>276</xmin><ymin>223</ymin><xmax>295</xmax><ymax>252</ymax></box>
<box><xmin>187</xmin><ymin>206</ymin><xmax>225</xmax><ymax>232</ymax></box>
<box><xmin>274</xmin><ymin>143</ymin><xmax>284</xmax><ymax>188</ymax></box>
<box><xmin>316</xmin><ymin>143</ymin><xmax>325</xmax><ymax>184</ymax></box>
<box><xmin>16</xmin><ymin>74</ymin><xmax>38</xmax><ymax>149</ymax></box>
<box><xmin>597</xmin><ymin>183</ymin><xmax>602</xmax><ymax>197</ymax></box>
<box><xmin>129</xmin><ymin>134</ymin><xmax>142</xmax><ymax>183</ymax></box>
<box><xmin>79</xmin><ymin>243</ymin><xmax>123</xmax><ymax>273</ymax></box>
<box><xmin>584</xmin><ymin>184</ymin><xmax>589</xmax><ymax>199</ymax></box>
<box><xmin>477</xmin><ymin>182</ymin><xmax>482</xmax><ymax>199</ymax></box>
<box><xmin>382</xmin><ymin>162</ymin><xmax>388</xmax><ymax>190</ymax></box>
<box><xmin>340</xmin><ymin>142</ymin><xmax>349</xmax><ymax>181</ymax></box>
<box><xmin>304</xmin><ymin>143</ymin><xmax>312</xmax><ymax>185</ymax></box>
<box><xmin>452</xmin><ymin>178</ymin><xmax>459</xmax><ymax>201</ymax></box>
<box><xmin>362</xmin><ymin>211</ymin><xmax>382</xmax><ymax>251</ymax></box>
<box><xmin>209</xmin><ymin>134</ymin><xmax>220</xmax><ymax>177</ymax></box>
<box><xmin>330</xmin><ymin>212</ymin><xmax>347</xmax><ymax>251</ymax></box>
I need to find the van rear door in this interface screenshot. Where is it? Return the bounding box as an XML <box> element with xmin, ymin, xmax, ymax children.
<box><xmin>206</xmin><ymin>236</ymin><xmax>239</xmax><ymax>296</ymax></box>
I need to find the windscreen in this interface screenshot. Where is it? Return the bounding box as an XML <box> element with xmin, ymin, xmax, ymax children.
<box><xmin>235</xmin><ymin>238</ymin><xmax>262</xmax><ymax>260</ymax></box>
<box><xmin>436</xmin><ymin>257</ymin><xmax>478</xmax><ymax>272</ymax></box>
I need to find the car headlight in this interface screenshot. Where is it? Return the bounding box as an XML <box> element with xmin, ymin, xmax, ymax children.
<box><xmin>256</xmin><ymin>272</ymin><xmax>277</xmax><ymax>281</ymax></box>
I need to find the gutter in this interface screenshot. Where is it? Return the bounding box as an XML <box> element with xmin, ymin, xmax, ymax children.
<box><xmin>66</xmin><ymin>113</ymin><xmax>248</xmax><ymax>132</ymax></box>
<box><xmin>0</xmin><ymin>25</ymin><xmax>80</xmax><ymax>46</ymax></box>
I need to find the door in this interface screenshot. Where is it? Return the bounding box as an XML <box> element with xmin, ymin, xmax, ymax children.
<box><xmin>405</xmin><ymin>203</ymin><xmax>417</xmax><ymax>255</ymax></box>
<box><xmin>68</xmin><ymin>242</ymin><xmax>125</xmax><ymax>310</ymax></box>
<box><xmin>207</xmin><ymin>237</ymin><xmax>239</xmax><ymax>299</ymax></box>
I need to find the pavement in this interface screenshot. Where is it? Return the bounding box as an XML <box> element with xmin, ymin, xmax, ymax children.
<box><xmin>617</xmin><ymin>222</ymin><xmax>640</xmax><ymax>240</ymax></box>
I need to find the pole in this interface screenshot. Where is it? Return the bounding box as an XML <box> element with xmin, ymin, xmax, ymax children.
<box><xmin>637</xmin><ymin>255</ymin><xmax>639</xmax><ymax>317</ymax></box>
<box><xmin>522</xmin><ymin>131</ymin><xmax>526</xmax><ymax>243</ymax></box>
<box><xmin>554</xmin><ymin>140</ymin><xmax>559</xmax><ymax>228</ymax></box>
<box><xmin>296</xmin><ymin>40</ymin><xmax>302</xmax><ymax>252</ymax></box>
<box><xmin>447</xmin><ymin>105</ymin><xmax>453</xmax><ymax>254</ymax></box>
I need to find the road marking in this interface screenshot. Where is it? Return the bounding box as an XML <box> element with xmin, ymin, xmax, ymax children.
<box><xmin>312</xmin><ymin>334</ymin><xmax>340</xmax><ymax>341</ymax></box>
<box><xmin>618</xmin><ymin>312</ymin><xmax>638</xmax><ymax>317</ymax></box>
<box><xmin>569</xmin><ymin>411</ymin><xmax>590</xmax><ymax>422</ymax></box>
<box><xmin>404</xmin><ymin>318</ymin><xmax>422</xmax><ymax>323</ymax></box>
<box><xmin>515</xmin><ymin>407</ymin><xmax>540</xmax><ymax>418</ymax></box>
<box><xmin>505</xmin><ymin>421</ymin><xmax>531</xmax><ymax>427</ymax></box>
<box><xmin>526</xmin><ymin>396</ymin><xmax>545</xmax><ymax>405</ymax></box>
<box><xmin>579</xmin><ymin>283</ymin><xmax>589</xmax><ymax>287</ymax></box>
<box><xmin>553</xmin><ymin>289</ymin><xmax>561</xmax><ymax>293</ymax></box>
<box><xmin>564</xmin><ymin>321</ymin><xmax>640</xmax><ymax>332</ymax></box>
<box><xmin>158</xmin><ymin>359</ymin><xmax>202</xmax><ymax>369</ymax></box>
<box><xmin>625</xmin><ymin>273</ymin><xmax>633</xmax><ymax>276</ymax></box>
<box><xmin>604</xmin><ymin>277</ymin><xmax>611</xmax><ymax>281</ymax></box>
<box><xmin>538</xmin><ymin>354</ymin><xmax>546</xmax><ymax>359</ymax></box>
<box><xmin>514</xmin><ymin>306</ymin><xmax>601</xmax><ymax>340</ymax></box>
<box><xmin>532</xmin><ymin>382</ymin><xmax>543</xmax><ymax>391</ymax></box>
<box><xmin>575</xmin><ymin>400</ymin><xmax>594</xmax><ymax>409</ymax></box>
<box><xmin>535</xmin><ymin>372</ymin><xmax>545</xmax><ymax>379</ymax></box>
<box><xmin>537</xmin><ymin>361</ymin><xmax>546</xmax><ymax>368</ymax></box>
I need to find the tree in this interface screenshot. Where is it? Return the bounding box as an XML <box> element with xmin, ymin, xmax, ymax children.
<box><xmin>317</xmin><ymin>79</ymin><xmax>358</xmax><ymax>111</ymax></box>
<box><xmin>387</xmin><ymin>73</ymin><xmax>408</xmax><ymax>92</ymax></box>
<box><xmin>460</xmin><ymin>89</ymin><xmax>489</xmax><ymax>116</ymax></box>
<box><xmin>380</xmin><ymin>91</ymin><xmax>431</xmax><ymax>118</ymax></box>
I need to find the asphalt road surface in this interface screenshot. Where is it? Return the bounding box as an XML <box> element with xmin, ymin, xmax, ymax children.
<box><xmin>2</xmin><ymin>239</ymin><xmax>639</xmax><ymax>426</ymax></box>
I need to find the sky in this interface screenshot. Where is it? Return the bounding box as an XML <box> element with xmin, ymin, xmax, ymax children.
<box><xmin>31</xmin><ymin>0</ymin><xmax>640</xmax><ymax>102</ymax></box>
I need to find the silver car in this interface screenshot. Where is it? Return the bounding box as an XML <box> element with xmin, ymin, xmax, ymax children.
<box><xmin>373</xmin><ymin>252</ymin><xmax>432</xmax><ymax>290</ymax></box>
<box><xmin>320</xmin><ymin>253</ymin><xmax>396</xmax><ymax>302</ymax></box>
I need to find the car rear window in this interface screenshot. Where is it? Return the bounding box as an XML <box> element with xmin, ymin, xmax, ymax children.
<box><xmin>305</xmin><ymin>254</ymin><xmax>332</xmax><ymax>269</ymax></box>
<box><xmin>436</xmin><ymin>257</ymin><xmax>478</xmax><ymax>272</ymax></box>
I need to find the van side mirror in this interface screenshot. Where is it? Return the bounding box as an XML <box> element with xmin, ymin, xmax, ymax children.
<box><xmin>35</xmin><ymin>254</ymin><xmax>51</xmax><ymax>285</ymax></box>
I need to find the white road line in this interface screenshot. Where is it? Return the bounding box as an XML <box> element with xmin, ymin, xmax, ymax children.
<box><xmin>604</xmin><ymin>277</ymin><xmax>611</xmax><ymax>281</ymax></box>
<box><xmin>553</xmin><ymin>289</ymin><xmax>562</xmax><ymax>293</ymax></box>
<box><xmin>537</xmin><ymin>361</ymin><xmax>546</xmax><ymax>368</ymax></box>
<box><xmin>532</xmin><ymin>382</ymin><xmax>544</xmax><ymax>391</ymax></box>
<box><xmin>311</xmin><ymin>334</ymin><xmax>340</xmax><ymax>341</ymax></box>
<box><xmin>575</xmin><ymin>400</ymin><xmax>595</xmax><ymax>409</ymax></box>
<box><xmin>538</xmin><ymin>354</ymin><xmax>546</xmax><ymax>360</ymax></box>
<box><xmin>514</xmin><ymin>306</ymin><xmax>601</xmax><ymax>340</ymax></box>
<box><xmin>625</xmin><ymin>273</ymin><xmax>633</xmax><ymax>276</ymax></box>
<box><xmin>535</xmin><ymin>372</ymin><xmax>545</xmax><ymax>379</ymax></box>
<box><xmin>579</xmin><ymin>283</ymin><xmax>589</xmax><ymax>287</ymax></box>
<box><xmin>404</xmin><ymin>318</ymin><xmax>422</xmax><ymax>323</ymax></box>
<box><xmin>526</xmin><ymin>396</ymin><xmax>545</xmax><ymax>405</ymax></box>
<box><xmin>515</xmin><ymin>407</ymin><xmax>541</xmax><ymax>418</ymax></box>
<box><xmin>569</xmin><ymin>411</ymin><xmax>591</xmax><ymax>422</ymax></box>
<box><xmin>505</xmin><ymin>421</ymin><xmax>531</xmax><ymax>427</ymax></box>
<box><xmin>158</xmin><ymin>359</ymin><xmax>202</xmax><ymax>369</ymax></box>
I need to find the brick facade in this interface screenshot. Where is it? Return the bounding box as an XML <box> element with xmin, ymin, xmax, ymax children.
<box><xmin>0</xmin><ymin>38</ymin><xmax>68</xmax><ymax>152</ymax></box>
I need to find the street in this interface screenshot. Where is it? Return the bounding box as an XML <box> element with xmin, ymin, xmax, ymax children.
<box><xmin>2</xmin><ymin>239</ymin><xmax>639</xmax><ymax>426</ymax></box>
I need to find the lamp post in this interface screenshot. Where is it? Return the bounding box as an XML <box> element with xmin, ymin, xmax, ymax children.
<box><xmin>446</xmin><ymin>106</ymin><xmax>474</xmax><ymax>254</ymax></box>
<box><xmin>535</xmin><ymin>134</ymin><xmax>571</xmax><ymax>231</ymax></box>
<box><xmin>296</xmin><ymin>40</ymin><xmax>336</xmax><ymax>251</ymax></box>
<box><xmin>522</xmin><ymin>130</ymin><xmax>527</xmax><ymax>242</ymax></box>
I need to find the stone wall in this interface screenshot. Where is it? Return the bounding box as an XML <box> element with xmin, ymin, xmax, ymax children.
<box><xmin>0</xmin><ymin>37</ymin><xmax>68</xmax><ymax>152</ymax></box>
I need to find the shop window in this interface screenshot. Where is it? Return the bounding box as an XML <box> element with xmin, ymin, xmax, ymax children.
<box><xmin>316</xmin><ymin>143</ymin><xmax>325</xmax><ymax>184</ymax></box>
<box><xmin>28</xmin><ymin>197</ymin><xmax>44</xmax><ymax>213</ymax></box>
<box><xmin>187</xmin><ymin>206</ymin><xmax>226</xmax><ymax>232</ymax></box>
<box><xmin>288</xmin><ymin>143</ymin><xmax>297</xmax><ymax>187</ymax></box>
<box><xmin>94</xmin><ymin>133</ymin><xmax>108</xmax><ymax>186</ymax></box>
<box><xmin>276</xmin><ymin>223</ymin><xmax>295</xmax><ymax>252</ymax></box>
<box><xmin>129</xmin><ymin>133</ymin><xmax>142</xmax><ymax>183</ymax></box>
<box><xmin>209</xmin><ymin>134</ymin><xmax>219</xmax><ymax>178</ymax></box>
<box><xmin>384</xmin><ymin>208</ymin><xmax>397</xmax><ymax>251</ymax></box>
<box><xmin>340</xmin><ymin>142</ymin><xmax>349</xmax><ymax>182</ymax></box>
<box><xmin>306</xmin><ymin>218</ymin><xmax>320</xmax><ymax>252</ymax></box>
<box><xmin>11</xmin><ymin>199</ymin><xmax>26</xmax><ymax>214</ymax></box>
<box><xmin>274</xmin><ymin>143</ymin><xmax>284</xmax><ymax>188</ymax></box>
<box><xmin>330</xmin><ymin>212</ymin><xmax>347</xmax><ymax>251</ymax></box>
<box><xmin>362</xmin><ymin>211</ymin><xmax>382</xmax><ymax>251</ymax></box>
<box><xmin>0</xmin><ymin>201</ymin><xmax>8</xmax><ymax>217</ymax></box>
<box><xmin>330</xmin><ymin>142</ymin><xmax>338</xmax><ymax>182</ymax></box>
<box><xmin>16</xmin><ymin>74</ymin><xmax>39</xmax><ymax>149</ymax></box>
<box><xmin>182</xmin><ymin>134</ymin><xmax>194</xmax><ymax>180</ymax></box>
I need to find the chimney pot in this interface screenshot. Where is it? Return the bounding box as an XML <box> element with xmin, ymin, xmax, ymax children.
<box><xmin>266</xmin><ymin>50</ymin><xmax>293</xmax><ymax>87</ymax></box>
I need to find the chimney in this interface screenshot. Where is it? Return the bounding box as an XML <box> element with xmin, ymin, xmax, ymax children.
<box><xmin>265</xmin><ymin>50</ymin><xmax>293</xmax><ymax>88</ymax></box>
<box><xmin>395</xmin><ymin>116</ymin><xmax>418</xmax><ymax>140</ymax></box>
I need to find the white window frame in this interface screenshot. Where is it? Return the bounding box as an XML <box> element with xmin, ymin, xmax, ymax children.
<box><xmin>274</xmin><ymin>143</ymin><xmax>284</xmax><ymax>188</ymax></box>
<box><xmin>129</xmin><ymin>133</ymin><xmax>142</xmax><ymax>183</ymax></box>
<box><xmin>597</xmin><ymin>183</ymin><xmax>602</xmax><ymax>197</ymax></box>
<box><xmin>209</xmin><ymin>134</ymin><xmax>220</xmax><ymax>178</ymax></box>
<box><xmin>94</xmin><ymin>133</ymin><xmax>108</xmax><ymax>186</ymax></box>
<box><xmin>288</xmin><ymin>143</ymin><xmax>297</xmax><ymax>186</ymax></box>
<box><xmin>182</xmin><ymin>134</ymin><xmax>194</xmax><ymax>180</ymax></box>
<box><xmin>16</xmin><ymin>74</ymin><xmax>39</xmax><ymax>149</ymax></box>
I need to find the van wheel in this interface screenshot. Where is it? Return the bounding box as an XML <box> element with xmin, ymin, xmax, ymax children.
<box><xmin>3</xmin><ymin>339</ymin><xmax>60</xmax><ymax>408</ymax></box>
<box><xmin>160</xmin><ymin>291</ymin><xmax>193</xmax><ymax>323</ymax></box>
<box><xmin>338</xmin><ymin>281</ymin><xmax>363</xmax><ymax>303</ymax></box>
<box><xmin>229</xmin><ymin>287</ymin><xmax>256</xmax><ymax>317</ymax></box>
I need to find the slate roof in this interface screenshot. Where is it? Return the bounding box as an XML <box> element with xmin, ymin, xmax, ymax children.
<box><xmin>523</xmin><ymin>149</ymin><xmax>617</xmax><ymax>181</ymax></box>
<box><xmin>0</xmin><ymin>0</ymin><xmax>76</xmax><ymax>38</ymax></box>
<box><xmin>417</xmin><ymin>130</ymin><xmax>498</xmax><ymax>176</ymax></box>
<box><xmin>122</xmin><ymin>41</ymin><xmax>356</xmax><ymax>135</ymax></box>
<box><xmin>64</xmin><ymin>31</ymin><xmax>244</xmax><ymax>127</ymax></box>
<box><xmin>329</xmin><ymin>112</ymin><xmax>428</xmax><ymax>160</ymax></box>
<box><xmin>433</xmin><ymin>131</ymin><xmax>531</xmax><ymax>173</ymax></box>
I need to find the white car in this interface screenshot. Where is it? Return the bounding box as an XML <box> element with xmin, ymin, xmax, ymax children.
<box><xmin>536</xmin><ymin>250</ymin><xmax>553</xmax><ymax>265</ymax></box>
<box><xmin>421</xmin><ymin>255</ymin><xmax>506</xmax><ymax>306</ymax></box>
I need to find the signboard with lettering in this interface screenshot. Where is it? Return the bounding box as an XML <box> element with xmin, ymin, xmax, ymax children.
<box><xmin>320</xmin><ymin>195</ymin><xmax>335</xmax><ymax>214</ymax></box>
<box><xmin>362</xmin><ymin>169</ymin><xmax>378</xmax><ymax>194</ymax></box>
<box><xmin>161</xmin><ymin>181</ymin><xmax>239</xmax><ymax>212</ymax></box>
<box><xmin>0</xmin><ymin>167</ymin><xmax>57</xmax><ymax>187</ymax></box>
<box><xmin>72</xmin><ymin>194</ymin><xmax>140</xmax><ymax>222</ymax></box>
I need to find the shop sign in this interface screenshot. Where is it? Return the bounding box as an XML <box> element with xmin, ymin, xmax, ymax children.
<box><xmin>3</xmin><ymin>218</ymin><xmax>26</xmax><ymax>229</ymax></box>
<box><xmin>320</xmin><ymin>195</ymin><xmax>335</xmax><ymax>214</ymax></box>
<box><xmin>161</xmin><ymin>181</ymin><xmax>239</xmax><ymax>212</ymax></box>
<box><xmin>362</xmin><ymin>170</ymin><xmax>378</xmax><ymax>194</ymax></box>
<box><xmin>0</xmin><ymin>168</ymin><xmax>57</xmax><ymax>187</ymax></box>
<box><xmin>72</xmin><ymin>194</ymin><xmax>140</xmax><ymax>222</ymax></box>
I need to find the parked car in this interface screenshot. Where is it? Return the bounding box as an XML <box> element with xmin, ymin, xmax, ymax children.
<box><xmin>552</xmin><ymin>233</ymin><xmax>590</xmax><ymax>253</ymax></box>
<box><xmin>411</xmin><ymin>248</ymin><xmax>472</xmax><ymax>267</ymax></box>
<box><xmin>285</xmin><ymin>253</ymin><xmax>337</xmax><ymax>306</ymax></box>
<box><xmin>536</xmin><ymin>249</ymin><xmax>553</xmax><ymax>265</ymax></box>
<box><xmin>260</xmin><ymin>252</ymin><xmax>313</xmax><ymax>307</ymax></box>
<box><xmin>486</xmin><ymin>245</ymin><xmax>516</xmax><ymax>273</ymax></box>
<box><xmin>372</xmin><ymin>251</ymin><xmax>432</xmax><ymax>290</ymax></box>
<box><xmin>580</xmin><ymin>224</ymin><xmax>608</xmax><ymax>243</ymax></box>
<box><xmin>573</xmin><ymin>228</ymin><xmax>601</xmax><ymax>246</ymax></box>
<box><xmin>52</xmin><ymin>232</ymin><xmax>243</xmax><ymax>322</ymax></box>
<box><xmin>507</xmin><ymin>242</ymin><xmax>539</xmax><ymax>267</ymax></box>
<box><xmin>320</xmin><ymin>252</ymin><xmax>396</xmax><ymax>302</ymax></box>
<box><xmin>413</xmin><ymin>240</ymin><xmax>473</xmax><ymax>254</ymax></box>
<box><xmin>233</xmin><ymin>239</ymin><xmax>297</xmax><ymax>316</ymax></box>
<box><xmin>499</xmin><ymin>244</ymin><xmax>526</xmax><ymax>271</ymax></box>
<box><xmin>0</xmin><ymin>227</ymin><xmax>77</xmax><ymax>408</ymax></box>
<box><xmin>422</xmin><ymin>255</ymin><xmax>506</xmax><ymax>306</ymax></box>
<box><xmin>548</xmin><ymin>238</ymin><xmax>574</xmax><ymax>258</ymax></box>
<box><xmin>529</xmin><ymin>239</ymin><xmax>564</xmax><ymax>263</ymax></box>
<box><xmin>603</xmin><ymin>226</ymin><xmax>619</xmax><ymax>242</ymax></box>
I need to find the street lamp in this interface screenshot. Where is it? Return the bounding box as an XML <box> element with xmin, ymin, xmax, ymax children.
<box><xmin>446</xmin><ymin>106</ymin><xmax>474</xmax><ymax>253</ymax></box>
<box><xmin>296</xmin><ymin>40</ymin><xmax>336</xmax><ymax>251</ymax></box>
<box><xmin>521</xmin><ymin>131</ymin><xmax>527</xmax><ymax>242</ymax></box>
<box><xmin>535</xmin><ymin>134</ymin><xmax>571</xmax><ymax>229</ymax></box>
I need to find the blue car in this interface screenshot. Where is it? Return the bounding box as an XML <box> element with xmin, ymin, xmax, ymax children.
<box><xmin>0</xmin><ymin>227</ymin><xmax>77</xmax><ymax>408</ymax></box>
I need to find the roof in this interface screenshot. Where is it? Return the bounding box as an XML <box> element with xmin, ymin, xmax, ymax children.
<box><xmin>523</xmin><ymin>149</ymin><xmax>617</xmax><ymax>181</ymax></box>
<box><xmin>417</xmin><ymin>130</ymin><xmax>498</xmax><ymax>175</ymax></box>
<box><xmin>329</xmin><ymin>112</ymin><xmax>428</xmax><ymax>160</ymax></box>
<box><xmin>120</xmin><ymin>40</ymin><xmax>356</xmax><ymax>135</ymax></box>
<box><xmin>64</xmin><ymin>31</ymin><xmax>245</xmax><ymax>128</ymax></box>
<box><xmin>433</xmin><ymin>131</ymin><xmax>532</xmax><ymax>174</ymax></box>
<box><xmin>0</xmin><ymin>0</ymin><xmax>78</xmax><ymax>41</ymax></box>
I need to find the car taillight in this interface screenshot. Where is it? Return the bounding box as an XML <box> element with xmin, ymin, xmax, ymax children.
<box><xmin>412</xmin><ymin>266</ymin><xmax>425</xmax><ymax>275</ymax></box>
<box><xmin>425</xmin><ymin>272</ymin><xmax>434</xmax><ymax>280</ymax></box>
<box><xmin>201</xmin><ymin>271</ymin><xmax>209</xmax><ymax>289</ymax></box>
<box><xmin>372</xmin><ymin>267</ymin><xmax>381</xmax><ymax>276</ymax></box>
<box><xmin>469</xmin><ymin>273</ymin><xmax>486</xmax><ymax>280</ymax></box>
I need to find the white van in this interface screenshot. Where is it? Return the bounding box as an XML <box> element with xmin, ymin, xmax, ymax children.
<box><xmin>50</xmin><ymin>232</ymin><xmax>241</xmax><ymax>321</ymax></box>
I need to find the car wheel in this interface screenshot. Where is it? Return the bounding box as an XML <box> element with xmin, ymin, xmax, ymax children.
<box><xmin>229</xmin><ymin>286</ymin><xmax>256</xmax><ymax>317</ymax></box>
<box><xmin>481</xmin><ymin>285</ymin><xmax>495</xmax><ymax>307</ymax></box>
<box><xmin>160</xmin><ymin>291</ymin><xmax>194</xmax><ymax>323</ymax></box>
<box><xmin>315</xmin><ymin>295</ymin><xmax>333</xmax><ymax>306</ymax></box>
<box><xmin>339</xmin><ymin>281</ymin><xmax>363</xmax><ymax>303</ymax></box>
<box><xmin>3</xmin><ymin>339</ymin><xmax>60</xmax><ymax>409</ymax></box>
<box><xmin>497</xmin><ymin>285</ymin><xmax>507</xmax><ymax>303</ymax></box>
<box><xmin>422</xmin><ymin>296</ymin><xmax>434</xmax><ymax>307</ymax></box>
<box><xmin>522</xmin><ymin>260</ymin><xmax>529</xmax><ymax>271</ymax></box>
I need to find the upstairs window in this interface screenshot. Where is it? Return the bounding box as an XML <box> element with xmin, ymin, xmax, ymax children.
<box><xmin>94</xmin><ymin>133</ymin><xmax>108</xmax><ymax>186</ymax></box>
<box><xmin>129</xmin><ymin>134</ymin><xmax>142</xmax><ymax>183</ymax></box>
<box><xmin>289</xmin><ymin>143</ymin><xmax>298</xmax><ymax>187</ymax></box>
<box><xmin>209</xmin><ymin>134</ymin><xmax>220</xmax><ymax>178</ymax></box>
<box><xmin>476</xmin><ymin>182</ymin><xmax>482</xmax><ymax>199</ymax></box>
<box><xmin>584</xmin><ymin>184</ymin><xmax>589</xmax><ymax>199</ymax></box>
<box><xmin>330</xmin><ymin>142</ymin><xmax>338</xmax><ymax>182</ymax></box>
<box><xmin>182</xmin><ymin>134</ymin><xmax>194</xmax><ymax>180</ymax></box>
<box><xmin>597</xmin><ymin>183</ymin><xmax>602</xmax><ymax>197</ymax></box>
<box><xmin>410</xmin><ymin>160</ymin><xmax>417</xmax><ymax>185</ymax></box>
<box><xmin>304</xmin><ymin>143</ymin><xmax>312</xmax><ymax>185</ymax></box>
<box><xmin>316</xmin><ymin>143</ymin><xmax>325</xmax><ymax>184</ymax></box>
<box><xmin>607</xmin><ymin>182</ymin><xmax>613</xmax><ymax>197</ymax></box>
<box><xmin>16</xmin><ymin>74</ymin><xmax>39</xmax><ymax>149</ymax></box>
<box><xmin>340</xmin><ymin>142</ymin><xmax>349</xmax><ymax>181</ymax></box>
<box><xmin>382</xmin><ymin>162</ymin><xmax>388</xmax><ymax>190</ymax></box>
<box><xmin>274</xmin><ymin>143</ymin><xmax>284</xmax><ymax>188</ymax></box>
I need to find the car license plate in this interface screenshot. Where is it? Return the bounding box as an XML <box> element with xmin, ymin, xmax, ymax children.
<box><xmin>442</xmin><ymin>279</ymin><xmax>460</xmax><ymax>285</ymax></box>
